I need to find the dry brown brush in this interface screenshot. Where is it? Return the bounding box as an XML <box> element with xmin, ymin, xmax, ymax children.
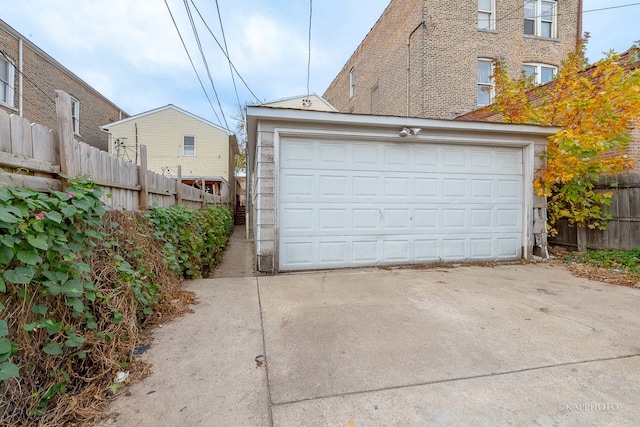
<box><xmin>0</xmin><ymin>180</ymin><xmax>232</xmax><ymax>426</ymax></box>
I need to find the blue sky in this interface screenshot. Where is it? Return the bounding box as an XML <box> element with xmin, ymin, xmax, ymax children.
<box><xmin>2</xmin><ymin>0</ymin><xmax>638</xmax><ymax>134</ymax></box>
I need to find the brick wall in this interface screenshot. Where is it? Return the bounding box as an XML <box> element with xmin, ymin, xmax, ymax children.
<box><xmin>324</xmin><ymin>0</ymin><xmax>580</xmax><ymax>120</ymax></box>
<box><xmin>0</xmin><ymin>21</ymin><xmax>126</xmax><ymax>152</ymax></box>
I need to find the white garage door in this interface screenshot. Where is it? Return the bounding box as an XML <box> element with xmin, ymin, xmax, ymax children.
<box><xmin>278</xmin><ymin>137</ymin><xmax>523</xmax><ymax>271</ymax></box>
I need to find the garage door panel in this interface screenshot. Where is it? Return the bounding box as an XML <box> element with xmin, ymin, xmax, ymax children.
<box><xmin>278</xmin><ymin>234</ymin><xmax>523</xmax><ymax>270</ymax></box>
<box><xmin>278</xmin><ymin>138</ymin><xmax>524</xmax><ymax>271</ymax></box>
<box><xmin>319</xmin><ymin>142</ymin><xmax>348</xmax><ymax>165</ymax></box>
<box><xmin>279</xmin><ymin>204</ymin><xmax>522</xmax><ymax>237</ymax></box>
<box><xmin>283</xmin><ymin>138</ymin><xmax>523</xmax><ymax>174</ymax></box>
<box><xmin>280</xmin><ymin>171</ymin><xmax>522</xmax><ymax>204</ymax></box>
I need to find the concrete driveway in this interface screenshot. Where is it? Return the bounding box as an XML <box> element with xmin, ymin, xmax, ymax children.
<box><xmin>100</xmin><ymin>263</ymin><xmax>640</xmax><ymax>426</ymax></box>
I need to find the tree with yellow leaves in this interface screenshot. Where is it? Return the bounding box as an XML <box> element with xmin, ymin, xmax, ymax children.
<box><xmin>491</xmin><ymin>38</ymin><xmax>640</xmax><ymax>250</ymax></box>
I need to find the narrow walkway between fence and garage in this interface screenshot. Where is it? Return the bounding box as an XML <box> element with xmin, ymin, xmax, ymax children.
<box><xmin>99</xmin><ymin>257</ymin><xmax>640</xmax><ymax>426</ymax></box>
<box><xmin>210</xmin><ymin>226</ymin><xmax>255</xmax><ymax>278</ymax></box>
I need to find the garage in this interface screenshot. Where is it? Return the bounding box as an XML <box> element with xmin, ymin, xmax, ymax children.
<box><xmin>247</xmin><ymin>106</ymin><xmax>554</xmax><ymax>273</ymax></box>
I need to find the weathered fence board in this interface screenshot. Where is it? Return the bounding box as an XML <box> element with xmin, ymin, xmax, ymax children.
<box><xmin>0</xmin><ymin>90</ymin><xmax>230</xmax><ymax>212</ymax></box>
<box><xmin>0</xmin><ymin>110</ymin><xmax>10</xmax><ymax>153</ymax></box>
<box><xmin>551</xmin><ymin>174</ymin><xmax>640</xmax><ymax>250</ymax></box>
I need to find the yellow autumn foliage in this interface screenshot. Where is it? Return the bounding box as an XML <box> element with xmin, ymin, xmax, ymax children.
<box><xmin>491</xmin><ymin>38</ymin><xmax>640</xmax><ymax>232</ymax></box>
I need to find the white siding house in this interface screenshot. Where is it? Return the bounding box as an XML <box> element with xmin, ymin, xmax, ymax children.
<box><xmin>101</xmin><ymin>105</ymin><xmax>237</xmax><ymax>199</ymax></box>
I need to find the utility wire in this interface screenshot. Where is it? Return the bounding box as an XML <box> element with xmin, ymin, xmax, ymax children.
<box><xmin>182</xmin><ymin>0</ymin><xmax>230</xmax><ymax>130</ymax></box>
<box><xmin>583</xmin><ymin>2</ymin><xmax>640</xmax><ymax>13</ymax></box>
<box><xmin>307</xmin><ymin>0</ymin><xmax>313</xmax><ymax>96</ymax></box>
<box><xmin>0</xmin><ymin>49</ymin><xmax>56</xmax><ymax>103</ymax></box>
<box><xmin>164</xmin><ymin>0</ymin><xmax>223</xmax><ymax>127</ymax></box>
<box><xmin>188</xmin><ymin>0</ymin><xmax>262</xmax><ymax>104</ymax></box>
<box><xmin>214</xmin><ymin>0</ymin><xmax>242</xmax><ymax>111</ymax></box>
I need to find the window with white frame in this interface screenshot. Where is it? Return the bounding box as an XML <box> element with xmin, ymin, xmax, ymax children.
<box><xmin>523</xmin><ymin>63</ymin><xmax>557</xmax><ymax>84</ymax></box>
<box><xmin>0</xmin><ymin>55</ymin><xmax>15</xmax><ymax>107</ymax></box>
<box><xmin>478</xmin><ymin>0</ymin><xmax>495</xmax><ymax>30</ymax></box>
<box><xmin>477</xmin><ymin>59</ymin><xmax>494</xmax><ymax>106</ymax></box>
<box><xmin>71</xmin><ymin>98</ymin><xmax>80</xmax><ymax>135</ymax></box>
<box><xmin>183</xmin><ymin>135</ymin><xmax>195</xmax><ymax>156</ymax></box>
<box><xmin>349</xmin><ymin>68</ymin><xmax>355</xmax><ymax>98</ymax></box>
<box><xmin>524</xmin><ymin>0</ymin><xmax>556</xmax><ymax>38</ymax></box>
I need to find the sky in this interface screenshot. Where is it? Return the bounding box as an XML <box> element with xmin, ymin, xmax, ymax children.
<box><xmin>2</xmin><ymin>0</ymin><xmax>639</xmax><ymax>135</ymax></box>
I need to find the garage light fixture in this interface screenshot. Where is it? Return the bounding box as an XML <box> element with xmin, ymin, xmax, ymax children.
<box><xmin>399</xmin><ymin>127</ymin><xmax>421</xmax><ymax>137</ymax></box>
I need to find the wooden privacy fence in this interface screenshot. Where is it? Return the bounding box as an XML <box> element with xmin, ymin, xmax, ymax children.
<box><xmin>550</xmin><ymin>174</ymin><xmax>640</xmax><ymax>250</ymax></box>
<box><xmin>0</xmin><ymin>90</ymin><xmax>228</xmax><ymax>210</ymax></box>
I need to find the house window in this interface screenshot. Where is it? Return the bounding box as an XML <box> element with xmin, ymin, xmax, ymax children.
<box><xmin>524</xmin><ymin>0</ymin><xmax>556</xmax><ymax>38</ymax></box>
<box><xmin>0</xmin><ymin>55</ymin><xmax>15</xmax><ymax>107</ymax></box>
<box><xmin>349</xmin><ymin>68</ymin><xmax>355</xmax><ymax>98</ymax></box>
<box><xmin>477</xmin><ymin>59</ymin><xmax>494</xmax><ymax>106</ymax></box>
<box><xmin>523</xmin><ymin>63</ymin><xmax>557</xmax><ymax>84</ymax></box>
<box><xmin>478</xmin><ymin>0</ymin><xmax>495</xmax><ymax>30</ymax></box>
<box><xmin>183</xmin><ymin>135</ymin><xmax>195</xmax><ymax>156</ymax></box>
<box><xmin>71</xmin><ymin>98</ymin><xmax>80</xmax><ymax>135</ymax></box>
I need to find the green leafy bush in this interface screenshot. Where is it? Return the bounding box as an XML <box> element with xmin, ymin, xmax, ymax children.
<box><xmin>567</xmin><ymin>249</ymin><xmax>640</xmax><ymax>273</ymax></box>
<box><xmin>0</xmin><ymin>178</ymin><xmax>234</xmax><ymax>425</ymax></box>
<box><xmin>145</xmin><ymin>205</ymin><xmax>233</xmax><ymax>279</ymax></box>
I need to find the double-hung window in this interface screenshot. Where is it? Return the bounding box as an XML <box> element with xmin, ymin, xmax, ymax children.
<box><xmin>523</xmin><ymin>63</ymin><xmax>557</xmax><ymax>84</ymax></box>
<box><xmin>478</xmin><ymin>0</ymin><xmax>495</xmax><ymax>30</ymax></box>
<box><xmin>71</xmin><ymin>98</ymin><xmax>80</xmax><ymax>135</ymax></box>
<box><xmin>349</xmin><ymin>68</ymin><xmax>355</xmax><ymax>98</ymax></box>
<box><xmin>524</xmin><ymin>0</ymin><xmax>556</xmax><ymax>38</ymax></box>
<box><xmin>183</xmin><ymin>135</ymin><xmax>195</xmax><ymax>156</ymax></box>
<box><xmin>477</xmin><ymin>59</ymin><xmax>494</xmax><ymax>106</ymax></box>
<box><xmin>0</xmin><ymin>55</ymin><xmax>15</xmax><ymax>107</ymax></box>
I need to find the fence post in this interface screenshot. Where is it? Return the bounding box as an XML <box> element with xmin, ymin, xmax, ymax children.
<box><xmin>201</xmin><ymin>178</ymin><xmax>206</xmax><ymax>208</ymax></box>
<box><xmin>55</xmin><ymin>90</ymin><xmax>77</xmax><ymax>180</ymax></box>
<box><xmin>576</xmin><ymin>226</ymin><xmax>587</xmax><ymax>252</ymax></box>
<box><xmin>139</xmin><ymin>144</ymin><xmax>149</xmax><ymax>210</ymax></box>
<box><xmin>176</xmin><ymin>165</ymin><xmax>183</xmax><ymax>205</ymax></box>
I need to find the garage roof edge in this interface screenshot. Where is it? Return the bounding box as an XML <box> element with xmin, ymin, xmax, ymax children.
<box><xmin>246</xmin><ymin>106</ymin><xmax>560</xmax><ymax>137</ymax></box>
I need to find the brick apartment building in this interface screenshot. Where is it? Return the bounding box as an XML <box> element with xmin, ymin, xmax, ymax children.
<box><xmin>0</xmin><ymin>19</ymin><xmax>127</xmax><ymax>151</ymax></box>
<box><xmin>324</xmin><ymin>0</ymin><xmax>582</xmax><ymax>120</ymax></box>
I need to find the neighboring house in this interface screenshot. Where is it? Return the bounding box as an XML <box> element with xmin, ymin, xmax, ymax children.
<box><xmin>456</xmin><ymin>47</ymin><xmax>640</xmax><ymax>173</ymax></box>
<box><xmin>0</xmin><ymin>19</ymin><xmax>127</xmax><ymax>151</ymax></box>
<box><xmin>263</xmin><ymin>94</ymin><xmax>338</xmax><ymax>112</ymax></box>
<box><xmin>323</xmin><ymin>0</ymin><xmax>582</xmax><ymax>119</ymax></box>
<box><xmin>101</xmin><ymin>105</ymin><xmax>237</xmax><ymax>200</ymax></box>
<box><xmin>246</xmin><ymin>105</ymin><xmax>556</xmax><ymax>273</ymax></box>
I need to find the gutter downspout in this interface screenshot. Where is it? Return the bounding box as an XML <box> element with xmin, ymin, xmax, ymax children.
<box><xmin>406</xmin><ymin>21</ymin><xmax>425</xmax><ymax>117</ymax></box>
<box><xmin>576</xmin><ymin>0</ymin><xmax>583</xmax><ymax>50</ymax></box>
<box><xmin>18</xmin><ymin>39</ymin><xmax>23</xmax><ymax>117</ymax></box>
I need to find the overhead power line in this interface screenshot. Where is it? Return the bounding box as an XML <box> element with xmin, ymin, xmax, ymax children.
<box><xmin>183</xmin><ymin>0</ymin><xmax>230</xmax><ymax>130</ymax></box>
<box><xmin>307</xmin><ymin>0</ymin><xmax>313</xmax><ymax>96</ymax></box>
<box><xmin>164</xmin><ymin>0</ymin><xmax>223</xmax><ymax>127</ymax></box>
<box><xmin>214</xmin><ymin>0</ymin><xmax>242</xmax><ymax>112</ymax></box>
<box><xmin>188</xmin><ymin>0</ymin><xmax>263</xmax><ymax>104</ymax></box>
<box><xmin>583</xmin><ymin>2</ymin><xmax>640</xmax><ymax>13</ymax></box>
<box><xmin>0</xmin><ymin>49</ymin><xmax>57</xmax><ymax>104</ymax></box>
